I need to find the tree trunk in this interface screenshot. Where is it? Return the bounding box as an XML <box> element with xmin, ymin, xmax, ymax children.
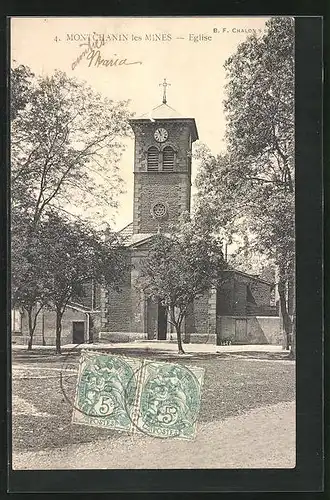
<box><xmin>169</xmin><ymin>306</ymin><xmax>185</xmax><ymax>354</ymax></box>
<box><xmin>55</xmin><ymin>308</ymin><xmax>63</xmax><ymax>354</ymax></box>
<box><xmin>26</xmin><ymin>304</ymin><xmax>44</xmax><ymax>350</ymax></box>
<box><xmin>42</xmin><ymin>312</ymin><xmax>46</xmax><ymax>346</ymax></box>
<box><xmin>27</xmin><ymin>308</ymin><xmax>33</xmax><ymax>351</ymax></box>
<box><xmin>88</xmin><ymin>314</ymin><xmax>93</xmax><ymax>343</ymax></box>
<box><xmin>288</xmin><ymin>315</ymin><xmax>296</xmax><ymax>359</ymax></box>
<box><xmin>288</xmin><ymin>264</ymin><xmax>296</xmax><ymax>359</ymax></box>
<box><xmin>287</xmin><ymin>277</ymin><xmax>294</xmax><ymax>316</ymax></box>
<box><xmin>278</xmin><ymin>277</ymin><xmax>292</xmax><ymax>350</ymax></box>
<box><xmin>175</xmin><ymin>323</ymin><xmax>185</xmax><ymax>354</ymax></box>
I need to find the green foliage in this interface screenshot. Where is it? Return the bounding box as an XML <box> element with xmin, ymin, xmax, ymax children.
<box><xmin>42</xmin><ymin>214</ymin><xmax>128</xmax><ymax>353</ymax></box>
<box><xmin>11</xmin><ymin>220</ymin><xmax>51</xmax><ymax>311</ymax></box>
<box><xmin>195</xmin><ymin>17</ymin><xmax>295</xmax><ymax>346</ymax></box>
<box><xmin>12</xmin><ymin>209</ymin><xmax>129</xmax><ymax>351</ymax></box>
<box><xmin>41</xmin><ymin>212</ymin><xmax>128</xmax><ymax>309</ymax></box>
<box><xmin>224</xmin><ymin>16</ymin><xmax>294</xmax><ymax>182</ymax></box>
<box><xmin>11</xmin><ymin>66</ymin><xmax>133</xmax><ymax>350</ymax></box>
<box><xmin>11</xmin><ymin>65</ymin><xmax>35</xmax><ymax>120</ymax></box>
<box><xmin>196</xmin><ymin>17</ymin><xmax>294</xmax><ymax>273</ymax></box>
<box><xmin>138</xmin><ymin>214</ymin><xmax>226</xmax><ymax>352</ymax></box>
<box><xmin>140</xmin><ymin>216</ymin><xmax>225</xmax><ymax>312</ymax></box>
<box><xmin>11</xmin><ymin>66</ymin><xmax>132</xmax><ymax>227</ymax></box>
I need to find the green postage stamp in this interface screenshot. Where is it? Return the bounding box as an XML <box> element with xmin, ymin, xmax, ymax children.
<box><xmin>72</xmin><ymin>351</ymin><xmax>205</xmax><ymax>440</ymax></box>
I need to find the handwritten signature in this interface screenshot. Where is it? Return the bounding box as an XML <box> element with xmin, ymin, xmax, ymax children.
<box><xmin>72</xmin><ymin>36</ymin><xmax>142</xmax><ymax>70</ymax></box>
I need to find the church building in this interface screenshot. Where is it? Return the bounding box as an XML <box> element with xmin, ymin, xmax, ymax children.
<box><xmin>12</xmin><ymin>81</ymin><xmax>281</xmax><ymax>347</ymax></box>
<box><xmin>100</xmin><ymin>81</ymin><xmax>281</xmax><ymax>346</ymax></box>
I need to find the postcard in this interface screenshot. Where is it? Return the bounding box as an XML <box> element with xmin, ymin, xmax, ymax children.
<box><xmin>10</xmin><ymin>16</ymin><xmax>296</xmax><ymax>471</ymax></box>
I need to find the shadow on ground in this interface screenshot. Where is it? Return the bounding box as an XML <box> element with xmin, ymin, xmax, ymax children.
<box><xmin>12</xmin><ymin>346</ymin><xmax>295</xmax><ymax>452</ymax></box>
<box><xmin>12</xmin><ymin>347</ymin><xmax>293</xmax><ymax>363</ymax></box>
<box><xmin>215</xmin><ymin>351</ymin><xmax>293</xmax><ymax>361</ymax></box>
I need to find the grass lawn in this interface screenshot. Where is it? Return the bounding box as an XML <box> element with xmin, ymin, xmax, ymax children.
<box><xmin>12</xmin><ymin>350</ymin><xmax>295</xmax><ymax>453</ymax></box>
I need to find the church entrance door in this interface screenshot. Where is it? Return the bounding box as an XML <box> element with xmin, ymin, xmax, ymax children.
<box><xmin>72</xmin><ymin>321</ymin><xmax>85</xmax><ymax>344</ymax></box>
<box><xmin>146</xmin><ymin>298</ymin><xmax>168</xmax><ymax>340</ymax></box>
<box><xmin>157</xmin><ymin>300</ymin><xmax>167</xmax><ymax>340</ymax></box>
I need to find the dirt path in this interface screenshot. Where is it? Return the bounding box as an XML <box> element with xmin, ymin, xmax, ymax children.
<box><xmin>12</xmin><ymin>401</ymin><xmax>295</xmax><ymax>470</ymax></box>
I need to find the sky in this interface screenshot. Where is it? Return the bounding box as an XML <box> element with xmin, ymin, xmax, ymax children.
<box><xmin>11</xmin><ymin>16</ymin><xmax>269</xmax><ymax>230</ymax></box>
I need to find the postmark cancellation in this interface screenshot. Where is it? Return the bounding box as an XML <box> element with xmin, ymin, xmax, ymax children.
<box><xmin>72</xmin><ymin>351</ymin><xmax>204</xmax><ymax>440</ymax></box>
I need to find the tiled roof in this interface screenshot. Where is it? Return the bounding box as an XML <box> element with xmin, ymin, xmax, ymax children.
<box><xmin>117</xmin><ymin>223</ymin><xmax>156</xmax><ymax>247</ymax></box>
<box><xmin>117</xmin><ymin>222</ymin><xmax>133</xmax><ymax>243</ymax></box>
<box><xmin>223</xmin><ymin>268</ymin><xmax>273</xmax><ymax>286</ymax></box>
<box><xmin>116</xmin><ymin>226</ymin><xmax>272</xmax><ymax>285</ymax></box>
<box><xmin>67</xmin><ymin>301</ymin><xmax>92</xmax><ymax>312</ymax></box>
<box><xmin>130</xmin><ymin>233</ymin><xmax>156</xmax><ymax>247</ymax></box>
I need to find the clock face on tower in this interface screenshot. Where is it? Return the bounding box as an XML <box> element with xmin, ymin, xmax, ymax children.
<box><xmin>154</xmin><ymin>128</ymin><xmax>168</xmax><ymax>143</ymax></box>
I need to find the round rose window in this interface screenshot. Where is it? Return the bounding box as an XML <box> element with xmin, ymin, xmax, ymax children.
<box><xmin>152</xmin><ymin>202</ymin><xmax>167</xmax><ymax>218</ymax></box>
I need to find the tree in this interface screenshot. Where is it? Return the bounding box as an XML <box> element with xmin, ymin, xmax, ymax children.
<box><xmin>41</xmin><ymin>213</ymin><xmax>128</xmax><ymax>354</ymax></box>
<box><xmin>11</xmin><ymin>67</ymin><xmax>132</xmax><ymax>229</ymax></box>
<box><xmin>10</xmin><ymin>67</ymin><xmax>132</xmax><ymax>351</ymax></box>
<box><xmin>195</xmin><ymin>17</ymin><xmax>295</xmax><ymax>353</ymax></box>
<box><xmin>11</xmin><ymin>64</ymin><xmax>34</xmax><ymax>120</ymax></box>
<box><xmin>11</xmin><ymin>219</ymin><xmax>51</xmax><ymax>350</ymax></box>
<box><xmin>138</xmin><ymin>215</ymin><xmax>226</xmax><ymax>354</ymax></box>
<box><xmin>12</xmin><ymin>210</ymin><xmax>128</xmax><ymax>353</ymax></box>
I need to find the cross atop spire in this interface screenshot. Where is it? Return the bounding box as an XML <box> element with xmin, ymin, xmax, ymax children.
<box><xmin>159</xmin><ymin>78</ymin><xmax>171</xmax><ymax>104</ymax></box>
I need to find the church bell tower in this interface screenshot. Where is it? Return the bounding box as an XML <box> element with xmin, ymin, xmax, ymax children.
<box><xmin>129</xmin><ymin>79</ymin><xmax>199</xmax><ymax>235</ymax></box>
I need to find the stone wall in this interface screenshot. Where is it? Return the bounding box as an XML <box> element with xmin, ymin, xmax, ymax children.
<box><xmin>249</xmin><ymin>280</ymin><xmax>272</xmax><ymax>307</ymax></box>
<box><xmin>131</xmin><ymin>119</ymin><xmax>193</xmax><ymax>234</ymax></box>
<box><xmin>71</xmin><ymin>282</ymin><xmax>102</xmax><ymax>310</ymax></box>
<box><xmin>16</xmin><ymin>306</ymin><xmax>89</xmax><ymax>346</ymax></box>
<box><xmin>217</xmin><ymin>316</ymin><xmax>282</xmax><ymax>345</ymax></box>
<box><xmin>184</xmin><ymin>333</ymin><xmax>217</xmax><ymax>344</ymax></box>
<box><xmin>183</xmin><ymin>290</ymin><xmax>216</xmax><ymax>344</ymax></box>
<box><xmin>233</xmin><ymin>276</ymin><xmax>248</xmax><ymax>315</ymax></box>
<box><xmin>98</xmin><ymin>331</ymin><xmax>147</xmax><ymax>343</ymax></box>
<box><xmin>89</xmin><ymin>312</ymin><xmax>102</xmax><ymax>342</ymax></box>
<box><xmin>104</xmin><ymin>256</ymin><xmax>132</xmax><ymax>332</ymax></box>
<box><xmin>130</xmin><ymin>251</ymin><xmax>148</xmax><ymax>333</ymax></box>
<box><xmin>189</xmin><ymin>291</ymin><xmax>209</xmax><ymax>333</ymax></box>
<box><xmin>105</xmin><ymin>286</ymin><xmax>132</xmax><ymax>332</ymax></box>
<box><xmin>217</xmin><ymin>278</ymin><xmax>235</xmax><ymax>315</ymax></box>
<box><xmin>131</xmin><ymin>120</ymin><xmax>192</xmax><ymax>174</ymax></box>
<box><xmin>134</xmin><ymin>172</ymin><xmax>190</xmax><ymax>234</ymax></box>
<box><xmin>217</xmin><ymin>272</ymin><xmax>272</xmax><ymax>317</ymax></box>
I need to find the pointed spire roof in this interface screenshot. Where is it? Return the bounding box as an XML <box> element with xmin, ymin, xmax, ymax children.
<box><xmin>139</xmin><ymin>102</ymin><xmax>183</xmax><ymax>120</ymax></box>
<box><xmin>130</xmin><ymin>79</ymin><xmax>199</xmax><ymax>141</ymax></box>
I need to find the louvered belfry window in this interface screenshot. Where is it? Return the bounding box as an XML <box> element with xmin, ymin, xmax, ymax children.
<box><xmin>147</xmin><ymin>147</ymin><xmax>159</xmax><ymax>171</ymax></box>
<box><xmin>162</xmin><ymin>146</ymin><xmax>175</xmax><ymax>172</ymax></box>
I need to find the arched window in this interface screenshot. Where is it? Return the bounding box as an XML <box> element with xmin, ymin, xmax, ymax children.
<box><xmin>162</xmin><ymin>146</ymin><xmax>175</xmax><ymax>172</ymax></box>
<box><xmin>147</xmin><ymin>147</ymin><xmax>159</xmax><ymax>171</ymax></box>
